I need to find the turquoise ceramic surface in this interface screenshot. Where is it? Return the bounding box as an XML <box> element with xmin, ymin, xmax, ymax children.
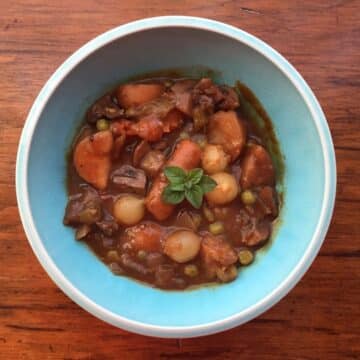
<box><xmin>16</xmin><ymin>16</ymin><xmax>336</xmax><ymax>338</ymax></box>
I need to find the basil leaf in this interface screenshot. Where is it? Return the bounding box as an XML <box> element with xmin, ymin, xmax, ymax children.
<box><xmin>162</xmin><ymin>167</ymin><xmax>216</xmax><ymax>209</ymax></box>
<box><xmin>169</xmin><ymin>183</ymin><xmax>185</xmax><ymax>192</ymax></box>
<box><xmin>185</xmin><ymin>185</ymin><xmax>203</xmax><ymax>209</ymax></box>
<box><xmin>199</xmin><ymin>175</ymin><xmax>217</xmax><ymax>193</ymax></box>
<box><xmin>184</xmin><ymin>181</ymin><xmax>192</xmax><ymax>190</ymax></box>
<box><xmin>164</xmin><ymin>166</ymin><xmax>186</xmax><ymax>184</ymax></box>
<box><xmin>186</xmin><ymin>168</ymin><xmax>203</xmax><ymax>185</ymax></box>
<box><xmin>162</xmin><ymin>185</ymin><xmax>185</xmax><ymax>204</ymax></box>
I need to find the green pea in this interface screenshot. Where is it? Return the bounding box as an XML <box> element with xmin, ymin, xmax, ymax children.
<box><xmin>96</xmin><ymin>118</ymin><xmax>110</xmax><ymax>131</ymax></box>
<box><xmin>203</xmin><ymin>206</ymin><xmax>215</xmax><ymax>222</ymax></box>
<box><xmin>197</xmin><ymin>138</ymin><xmax>207</xmax><ymax>149</ymax></box>
<box><xmin>184</xmin><ymin>264</ymin><xmax>199</xmax><ymax>277</ymax></box>
<box><xmin>179</xmin><ymin>132</ymin><xmax>190</xmax><ymax>140</ymax></box>
<box><xmin>241</xmin><ymin>190</ymin><xmax>256</xmax><ymax>205</ymax></box>
<box><xmin>216</xmin><ymin>265</ymin><xmax>238</xmax><ymax>282</ymax></box>
<box><xmin>209</xmin><ymin>221</ymin><xmax>224</xmax><ymax>235</ymax></box>
<box><xmin>191</xmin><ymin>213</ymin><xmax>202</xmax><ymax>230</ymax></box>
<box><xmin>238</xmin><ymin>248</ymin><xmax>254</xmax><ymax>265</ymax></box>
<box><xmin>107</xmin><ymin>250</ymin><xmax>120</xmax><ymax>262</ymax></box>
<box><xmin>137</xmin><ymin>250</ymin><xmax>147</xmax><ymax>260</ymax></box>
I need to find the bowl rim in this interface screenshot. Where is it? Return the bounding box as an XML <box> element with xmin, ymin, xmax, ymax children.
<box><xmin>16</xmin><ymin>16</ymin><xmax>336</xmax><ymax>338</ymax></box>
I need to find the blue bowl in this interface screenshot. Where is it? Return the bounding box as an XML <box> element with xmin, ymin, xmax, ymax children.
<box><xmin>16</xmin><ymin>16</ymin><xmax>336</xmax><ymax>338</ymax></box>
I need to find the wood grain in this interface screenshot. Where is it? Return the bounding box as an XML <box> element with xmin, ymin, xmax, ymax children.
<box><xmin>0</xmin><ymin>1</ymin><xmax>359</xmax><ymax>359</ymax></box>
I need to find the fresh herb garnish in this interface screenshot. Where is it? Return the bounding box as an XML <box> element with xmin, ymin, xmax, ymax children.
<box><xmin>162</xmin><ymin>166</ymin><xmax>217</xmax><ymax>208</ymax></box>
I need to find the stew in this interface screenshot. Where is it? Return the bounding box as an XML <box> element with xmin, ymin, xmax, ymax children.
<box><xmin>64</xmin><ymin>75</ymin><xmax>282</xmax><ymax>290</ymax></box>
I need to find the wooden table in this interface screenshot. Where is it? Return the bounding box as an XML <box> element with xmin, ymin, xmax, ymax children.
<box><xmin>1</xmin><ymin>1</ymin><xmax>359</xmax><ymax>359</ymax></box>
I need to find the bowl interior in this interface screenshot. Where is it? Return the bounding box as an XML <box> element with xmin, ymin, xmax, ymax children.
<box><xmin>23</xmin><ymin>26</ymin><xmax>326</xmax><ymax>328</ymax></box>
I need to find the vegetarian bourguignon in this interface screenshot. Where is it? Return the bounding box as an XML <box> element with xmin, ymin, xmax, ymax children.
<box><xmin>64</xmin><ymin>76</ymin><xmax>282</xmax><ymax>289</ymax></box>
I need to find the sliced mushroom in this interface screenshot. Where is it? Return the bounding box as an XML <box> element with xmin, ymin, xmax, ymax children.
<box><xmin>125</xmin><ymin>94</ymin><xmax>175</xmax><ymax>119</ymax></box>
<box><xmin>112</xmin><ymin>134</ymin><xmax>126</xmax><ymax>160</ymax></box>
<box><xmin>63</xmin><ymin>187</ymin><xmax>102</xmax><ymax>226</ymax></box>
<box><xmin>175</xmin><ymin>210</ymin><xmax>202</xmax><ymax>231</ymax></box>
<box><xmin>96</xmin><ymin>218</ymin><xmax>119</xmax><ymax>237</ymax></box>
<box><xmin>133</xmin><ymin>140</ymin><xmax>151</xmax><ymax>167</ymax></box>
<box><xmin>139</xmin><ymin>150</ymin><xmax>165</xmax><ymax>178</ymax></box>
<box><xmin>86</xmin><ymin>94</ymin><xmax>124</xmax><ymax>123</ymax></box>
<box><xmin>111</xmin><ymin>165</ymin><xmax>147</xmax><ymax>195</ymax></box>
<box><xmin>75</xmin><ymin>224</ymin><xmax>91</xmax><ymax>240</ymax></box>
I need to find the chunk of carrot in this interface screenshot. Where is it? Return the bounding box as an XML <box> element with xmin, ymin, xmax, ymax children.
<box><xmin>124</xmin><ymin>222</ymin><xmax>163</xmax><ymax>252</ymax></box>
<box><xmin>161</xmin><ymin>109</ymin><xmax>184</xmax><ymax>133</ymax></box>
<box><xmin>145</xmin><ymin>140</ymin><xmax>201</xmax><ymax>220</ymax></box>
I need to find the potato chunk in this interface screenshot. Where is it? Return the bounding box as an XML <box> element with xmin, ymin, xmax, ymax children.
<box><xmin>200</xmin><ymin>234</ymin><xmax>238</xmax><ymax>280</ymax></box>
<box><xmin>240</xmin><ymin>144</ymin><xmax>275</xmax><ymax>189</ymax></box>
<box><xmin>117</xmin><ymin>83</ymin><xmax>164</xmax><ymax>108</ymax></box>
<box><xmin>73</xmin><ymin>130</ymin><xmax>113</xmax><ymax>190</ymax></box>
<box><xmin>208</xmin><ymin>110</ymin><xmax>246</xmax><ymax>161</ymax></box>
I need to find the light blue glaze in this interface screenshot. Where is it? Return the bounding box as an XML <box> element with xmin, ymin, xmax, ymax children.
<box><xmin>16</xmin><ymin>17</ymin><xmax>336</xmax><ymax>337</ymax></box>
